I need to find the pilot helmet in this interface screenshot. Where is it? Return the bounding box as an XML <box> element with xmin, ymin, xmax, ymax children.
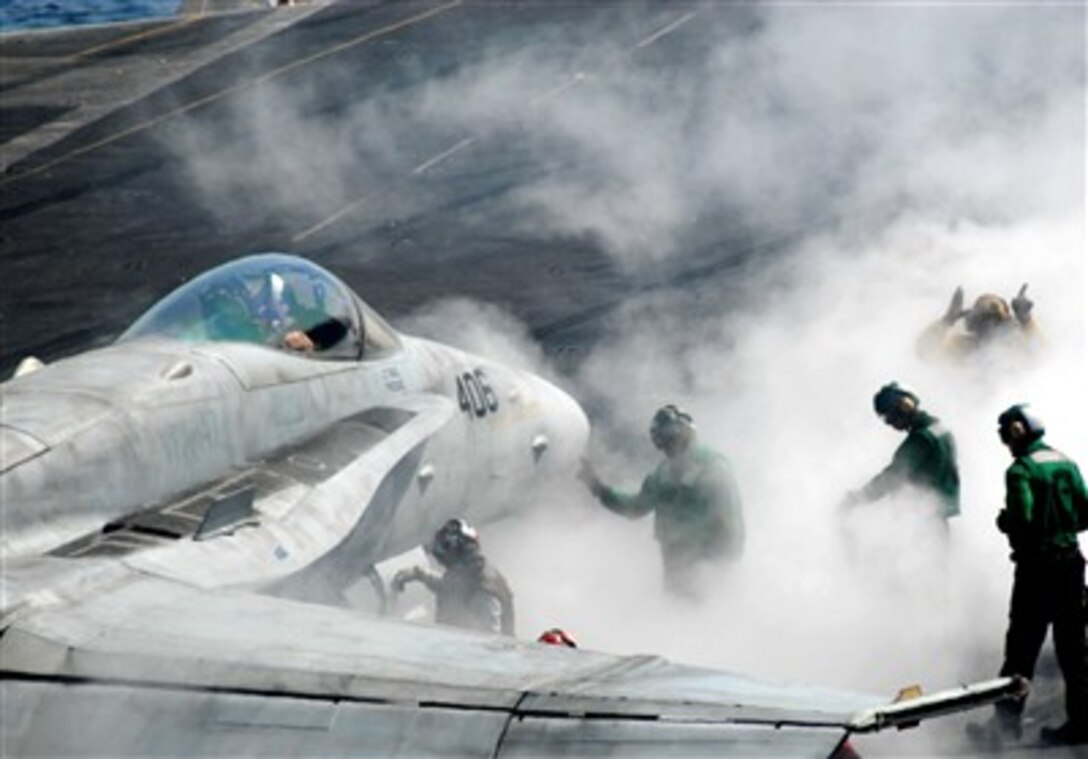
<box><xmin>254</xmin><ymin>271</ymin><xmax>293</xmax><ymax>331</ymax></box>
<box><xmin>997</xmin><ymin>404</ymin><xmax>1045</xmax><ymax>448</ymax></box>
<box><xmin>650</xmin><ymin>404</ymin><xmax>695</xmax><ymax>448</ymax></box>
<box><xmin>964</xmin><ymin>294</ymin><xmax>1011</xmax><ymax>334</ymax></box>
<box><xmin>430</xmin><ymin>518</ymin><xmax>480</xmax><ymax>567</ymax></box>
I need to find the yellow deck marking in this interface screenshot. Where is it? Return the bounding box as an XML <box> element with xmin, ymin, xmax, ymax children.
<box><xmin>295</xmin><ymin>133</ymin><xmax>479</xmax><ymax>242</ymax></box>
<box><xmin>2</xmin><ymin>0</ymin><xmax>462</xmax><ymax>187</ymax></box>
<box><xmin>635</xmin><ymin>12</ymin><xmax>696</xmax><ymax>49</ymax></box>
<box><xmin>411</xmin><ymin>137</ymin><xmax>476</xmax><ymax>175</ymax></box>
<box><xmin>72</xmin><ymin>15</ymin><xmax>201</xmax><ymax>59</ymax></box>
<box><xmin>528</xmin><ymin>72</ymin><xmax>586</xmax><ymax>108</ymax></box>
<box><xmin>291</xmin><ymin>195</ymin><xmax>371</xmax><ymax>243</ymax></box>
<box><xmin>292</xmin><ymin>8</ymin><xmax>702</xmax><ymax>242</ymax></box>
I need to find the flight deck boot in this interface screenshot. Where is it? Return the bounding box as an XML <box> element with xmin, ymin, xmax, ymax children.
<box><xmin>1039</xmin><ymin>721</ymin><xmax>1088</xmax><ymax>746</ymax></box>
<box><xmin>965</xmin><ymin>710</ymin><xmax>1022</xmax><ymax>750</ymax></box>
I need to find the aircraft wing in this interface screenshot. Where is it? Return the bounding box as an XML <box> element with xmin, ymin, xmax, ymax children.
<box><xmin>0</xmin><ymin>572</ymin><xmax>1022</xmax><ymax>758</ymax></box>
<box><xmin>25</xmin><ymin>392</ymin><xmax>456</xmax><ymax>603</ymax></box>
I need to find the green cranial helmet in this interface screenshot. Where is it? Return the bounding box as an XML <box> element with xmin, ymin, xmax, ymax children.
<box><xmin>997</xmin><ymin>404</ymin><xmax>1045</xmax><ymax>446</ymax></box>
<box><xmin>650</xmin><ymin>404</ymin><xmax>694</xmax><ymax>442</ymax></box>
<box><xmin>873</xmin><ymin>382</ymin><xmax>919</xmax><ymax>417</ymax></box>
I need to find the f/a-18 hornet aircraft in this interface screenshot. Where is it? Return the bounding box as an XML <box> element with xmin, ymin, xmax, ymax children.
<box><xmin>1</xmin><ymin>253</ymin><xmax>1021</xmax><ymax>756</ymax></box>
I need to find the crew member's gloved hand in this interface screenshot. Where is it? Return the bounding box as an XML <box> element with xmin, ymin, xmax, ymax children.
<box><xmin>995</xmin><ymin>510</ymin><xmax>1010</xmax><ymax>534</ymax></box>
<box><xmin>1011</xmin><ymin>283</ymin><xmax>1033</xmax><ymax>326</ymax></box>
<box><xmin>391</xmin><ymin>567</ymin><xmax>420</xmax><ymax>593</ymax></box>
<box><xmin>942</xmin><ymin>286</ymin><xmax>967</xmax><ymax>325</ymax></box>
<box><xmin>577</xmin><ymin>458</ymin><xmax>601</xmax><ymax>491</ymax></box>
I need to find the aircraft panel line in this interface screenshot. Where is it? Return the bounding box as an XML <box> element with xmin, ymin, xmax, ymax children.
<box><xmin>0</xmin><ymin>669</ymin><xmax>858</xmax><ymax>729</ymax></box>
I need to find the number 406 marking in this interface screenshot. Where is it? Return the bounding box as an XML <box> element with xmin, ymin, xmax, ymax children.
<box><xmin>457</xmin><ymin>369</ymin><xmax>500</xmax><ymax>418</ymax></box>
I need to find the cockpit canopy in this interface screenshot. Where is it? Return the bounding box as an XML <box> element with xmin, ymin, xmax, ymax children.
<box><xmin>120</xmin><ymin>254</ymin><xmax>400</xmax><ymax>360</ymax></box>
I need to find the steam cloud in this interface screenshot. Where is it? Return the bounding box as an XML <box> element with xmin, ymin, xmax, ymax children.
<box><xmin>171</xmin><ymin>3</ymin><xmax>1085</xmax><ymax>754</ymax></box>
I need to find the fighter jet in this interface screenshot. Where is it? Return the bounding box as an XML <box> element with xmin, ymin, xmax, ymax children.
<box><xmin>1</xmin><ymin>252</ymin><xmax>589</xmax><ymax>581</ymax></box>
<box><xmin>0</xmin><ymin>253</ymin><xmax>1023</xmax><ymax>756</ymax></box>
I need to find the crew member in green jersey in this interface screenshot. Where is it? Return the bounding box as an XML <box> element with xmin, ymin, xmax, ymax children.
<box><xmin>579</xmin><ymin>405</ymin><xmax>744</xmax><ymax>598</ymax></box>
<box><xmin>845</xmin><ymin>382</ymin><xmax>960</xmax><ymax>523</ymax></box>
<box><xmin>969</xmin><ymin>405</ymin><xmax>1088</xmax><ymax>748</ymax></box>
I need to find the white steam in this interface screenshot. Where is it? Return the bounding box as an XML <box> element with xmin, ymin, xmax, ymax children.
<box><xmin>167</xmin><ymin>2</ymin><xmax>1084</xmax><ymax>753</ymax></box>
<box><xmin>399</xmin><ymin>298</ymin><xmax>547</xmax><ymax>376</ymax></box>
<box><xmin>473</xmin><ymin>5</ymin><xmax>1084</xmax><ymax>753</ymax></box>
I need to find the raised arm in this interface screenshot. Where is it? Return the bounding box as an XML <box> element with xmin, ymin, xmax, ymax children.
<box><xmin>579</xmin><ymin>459</ymin><xmax>657</xmax><ymax>518</ymax></box>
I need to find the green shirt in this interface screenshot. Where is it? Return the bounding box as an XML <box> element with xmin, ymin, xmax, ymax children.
<box><xmin>594</xmin><ymin>444</ymin><xmax>744</xmax><ymax>561</ymax></box>
<box><xmin>999</xmin><ymin>440</ymin><xmax>1088</xmax><ymax>559</ymax></box>
<box><xmin>860</xmin><ymin>411</ymin><xmax>960</xmax><ymax>519</ymax></box>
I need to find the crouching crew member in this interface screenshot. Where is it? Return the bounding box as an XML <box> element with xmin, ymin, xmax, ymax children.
<box><xmin>393</xmin><ymin>519</ymin><xmax>515</xmax><ymax>636</ymax></box>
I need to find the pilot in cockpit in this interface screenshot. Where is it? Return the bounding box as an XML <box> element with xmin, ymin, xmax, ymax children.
<box><xmin>123</xmin><ymin>254</ymin><xmax>397</xmax><ymax>361</ymax></box>
<box><xmin>269</xmin><ymin>274</ymin><xmax>356</xmax><ymax>357</ymax></box>
<box><xmin>282</xmin><ymin>321</ymin><xmax>350</xmax><ymax>353</ymax></box>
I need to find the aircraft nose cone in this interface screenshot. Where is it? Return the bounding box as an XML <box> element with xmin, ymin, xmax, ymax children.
<box><xmin>535</xmin><ymin>376</ymin><xmax>590</xmax><ymax>473</ymax></box>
